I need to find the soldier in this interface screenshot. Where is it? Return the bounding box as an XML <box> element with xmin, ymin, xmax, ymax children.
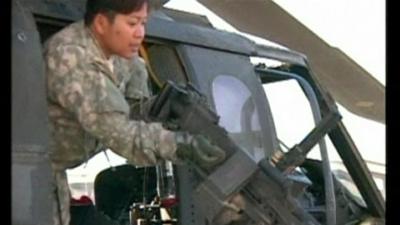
<box><xmin>43</xmin><ymin>0</ymin><xmax>225</xmax><ymax>224</ymax></box>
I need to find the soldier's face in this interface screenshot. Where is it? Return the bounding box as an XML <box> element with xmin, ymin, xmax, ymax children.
<box><xmin>101</xmin><ymin>3</ymin><xmax>148</xmax><ymax>59</ymax></box>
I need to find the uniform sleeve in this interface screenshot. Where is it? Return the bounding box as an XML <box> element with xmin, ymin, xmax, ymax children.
<box><xmin>125</xmin><ymin>56</ymin><xmax>150</xmax><ymax>99</ymax></box>
<box><xmin>46</xmin><ymin>45</ymin><xmax>178</xmax><ymax>166</ymax></box>
<box><xmin>118</xmin><ymin>56</ymin><xmax>155</xmax><ymax>121</ymax></box>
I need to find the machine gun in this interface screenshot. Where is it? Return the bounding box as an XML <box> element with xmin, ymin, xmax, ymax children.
<box><xmin>149</xmin><ymin>80</ymin><xmax>238</xmax><ymax>162</ymax></box>
<box><xmin>144</xmin><ymin>80</ymin><xmax>342</xmax><ymax>225</ymax></box>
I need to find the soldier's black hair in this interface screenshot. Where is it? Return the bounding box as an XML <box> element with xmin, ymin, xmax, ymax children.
<box><xmin>84</xmin><ymin>0</ymin><xmax>149</xmax><ymax>26</ymax></box>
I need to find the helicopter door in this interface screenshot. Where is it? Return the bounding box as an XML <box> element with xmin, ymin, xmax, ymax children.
<box><xmin>176</xmin><ymin>45</ymin><xmax>279</xmax><ymax>159</ymax></box>
<box><xmin>12</xmin><ymin>1</ymin><xmax>53</xmax><ymax>224</ymax></box>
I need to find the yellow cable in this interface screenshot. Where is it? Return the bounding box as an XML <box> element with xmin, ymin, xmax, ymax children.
<box><xmin>139</xmin><ymin>45</ymin><xmax>163</xmax><ymax>88</ymax></box>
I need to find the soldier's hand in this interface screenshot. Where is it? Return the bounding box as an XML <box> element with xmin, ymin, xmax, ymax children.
<box><xmin>175</xmin><ymin>132</ymin><xmax>226</xmax><ymax>169</ymax></box>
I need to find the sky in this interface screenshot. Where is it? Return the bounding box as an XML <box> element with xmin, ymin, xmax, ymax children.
<box><xmin>67</xmin><ymin>0</ymin><xmax>386</xmax><ymax>194</ymax></box>
<box><xmin>273</xmin><ymin>0</ymin><xmax>386</xmax><ymax>85</ymax></box>
<box><xmin>165</xmin><ymin>0</ymin><xmax>386</xmax><ymax>85</ymax></box>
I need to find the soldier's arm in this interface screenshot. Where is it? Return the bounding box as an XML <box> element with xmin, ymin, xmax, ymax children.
<box><xmin>46</xmin><ymin>45</ymin><xmax>178</xmax><ymax>166</ymax></box>
<box><xmin>122</xmin><ymin>56</ymin><xmax>156</xmax><ymax>121</ymax></box>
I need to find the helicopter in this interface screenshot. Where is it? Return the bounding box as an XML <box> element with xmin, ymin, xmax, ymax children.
<box><xmin>12</xmin><ymin>0</ymin><xmax>385</xmax><ymax>224</ymax></box>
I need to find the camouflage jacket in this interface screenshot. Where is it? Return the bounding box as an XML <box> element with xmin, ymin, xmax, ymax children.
<box><xmin>43</xmin><ymin>21</ymin><xmax>178</xmax><ymax>171</ymax></box>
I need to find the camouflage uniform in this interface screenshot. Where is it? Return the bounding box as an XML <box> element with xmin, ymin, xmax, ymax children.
<box><xmin>43</xmin><ymin>21</ymin><xmax>178</xmax><ymax>225</ymax></box>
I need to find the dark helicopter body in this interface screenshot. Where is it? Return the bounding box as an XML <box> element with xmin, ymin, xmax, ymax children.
<box><xmin>12</xmin><ymin>0</ymin><xmax>385</xmax><ymax>224</ymax></box>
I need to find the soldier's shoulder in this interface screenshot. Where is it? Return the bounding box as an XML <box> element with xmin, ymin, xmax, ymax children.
<box><xmin>130</xmin><ymin>55</ymin><xmax>147</xmax><ymax>71</ymax></box>
<box><xmin>114</xmin><ymin>55</ymin><xmax>146</xmax><ymax>73</ymax></box>
<box><xmin>115</xmin><ymin>55</ymin><xmax>145</xmax><ymax>65</ymax></box>
<box><xmin>134</xmin><ymin>55</ymin><xmax>146</xmax><ymax>65</ymax></box>
<box><xmin>44</xmin><ymin>21</ymin><xmax>87</xmax><ymax>53</ymax></box>
<box><xmin>47</xmin><ymin>44</ymin><xmax>87</xmax><ymax>66</ymax></box>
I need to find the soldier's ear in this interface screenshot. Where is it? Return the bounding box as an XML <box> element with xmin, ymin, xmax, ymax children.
<box><xmin>93</xmin><ymin>13</ymin><xmax>110</xmax><ymax>35</ymax></box>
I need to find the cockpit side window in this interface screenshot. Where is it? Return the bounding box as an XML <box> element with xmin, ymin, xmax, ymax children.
<box><xmin>212</xmin><ymin>75</ymin><xmax>264</xmax><ymax>162</ymax></box>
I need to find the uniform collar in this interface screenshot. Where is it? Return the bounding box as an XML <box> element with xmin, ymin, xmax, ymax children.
<box><xmin>84</xmin><ymin>24</ymin><xmax>119</xmax><ymax>84</ymax></box>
